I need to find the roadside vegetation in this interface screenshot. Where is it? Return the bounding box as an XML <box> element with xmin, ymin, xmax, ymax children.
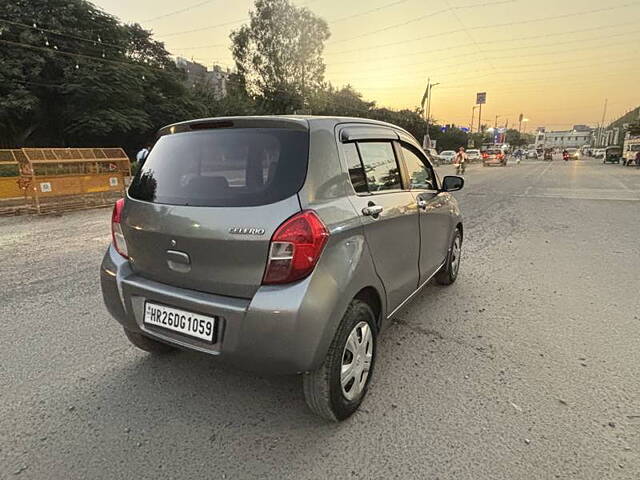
<box><xmin>0</xmin><ymin>0</ymin><xmax>533</xmax><ymax>154</ymax></box>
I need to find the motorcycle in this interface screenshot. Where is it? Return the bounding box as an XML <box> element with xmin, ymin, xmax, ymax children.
<box><xmin>455</xmin><ymin>161</ymin><xmax>466</xmax><ymax>175</ymax></box>
<box><xmin>563</xmin><ymin>152</ymin><xmax>569</xmax><ymax>161</ymax></box>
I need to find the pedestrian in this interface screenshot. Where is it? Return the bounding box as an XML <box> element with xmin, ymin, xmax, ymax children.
<box><xmin>636</xmin><ymin>150</ymin><xmax>640</xmax><ymax>168</ymax></box>
<box><xmin>454</xmin><ymin>147</ymin><xmax>467</xmax><ymax>175</ymax></box>
<box><xmin>136</xmin><ymin>145</ymin><xmax>150</xmax><ymax>163</ymax></box>
<box><xmin>515</xmin><ymin>149</ymin><xmax>522</xmax><ymax>165</ymax></box>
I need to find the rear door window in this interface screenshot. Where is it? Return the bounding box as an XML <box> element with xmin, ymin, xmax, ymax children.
<box><xmin>129</xmin><ymin>128</ymin><xmax>309</xmax><ymax>207</ymax></box>
<box><xmin>357</xmin><ymin>142</ymin><xmax>401</xmax><ymax>192</ymax></box>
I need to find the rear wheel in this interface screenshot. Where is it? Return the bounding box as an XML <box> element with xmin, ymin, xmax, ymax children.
<box><xmin>124</xmin><ymin>329</ymin><xmax>176</xmax><ymax>354</ymax></box>
<box><xmin>436</xmin><ymin>228</ymin><xmax>462</xmax><ymax>285</ymax></box>
<box><xmin>303</xmin><ymin>300</ymin><xmax>377</xmax><ymax>421</ymax></box>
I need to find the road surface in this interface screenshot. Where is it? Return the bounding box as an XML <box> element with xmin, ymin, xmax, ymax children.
<box><xmin>1</xmin><ymin>157</ymin><xmax>639</xmax><ymax>479</ymax></box>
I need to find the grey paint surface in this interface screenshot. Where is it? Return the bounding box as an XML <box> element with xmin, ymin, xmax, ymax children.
<box><xmin>2</xmin><ymin>158</ymin><xmax>640</xmax><ymax>479</ymax></box>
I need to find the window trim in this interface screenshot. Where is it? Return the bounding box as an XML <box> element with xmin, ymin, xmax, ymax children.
<box><xmin>397</xmin><ymin>141</ymin><xmax>439</xmax><ymax>192</ymax></box>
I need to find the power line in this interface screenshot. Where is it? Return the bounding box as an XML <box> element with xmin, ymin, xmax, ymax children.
<box><xmin>327</xmin><ymin>21</ymin><xmax>638</xmax><ymax>66</ymax></box>
<box><xmin>329</xmin><ymin>0</ymin><xmax>412</xmax><ymax>24</ymax></box>
<box><xmin>142</xmin><ymin>0</ymin><xmax>219</xmax><ymax>23</ymax></box>
<box><xmin>324</xmin><ymin>1</ymin><xmax>640</xmax><ymax>54</ymax></box>
<box><xmin>0</xmin><ymin>18</ymin><xmax>123</xmax><ymax>51</ymax></box>
<box><xmin>0</xmin><ymin>38</ymin><xmax>170</xmax><ymax>73</ymax></box>
<box><xmin>159</xmin><ymin>17</ymin><xmax>247</xmax><ymax>38</ymax></box>
<box><xmin>337</xmin><ymin>51</ymin><xmax>640</xmax><ymax>95</ymax></box>
<box><xmin>442</xmin><ymin>0</ymin><xmax>498</xmax><ymax>73</ymax></box>
<box><xmin>328</xmin><ymin>0</ymin><xmax>516</xmax><ymax>45</ymax></box>
<box><xmin>326</xmin><ymin>32</ymin><xmax>640</xmax><ymax>79</ymax></box>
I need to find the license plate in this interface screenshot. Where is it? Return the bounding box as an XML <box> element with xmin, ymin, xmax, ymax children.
<box><xmin>143</xmin><ymin>302</ymin><xmax>216</xmax><ymax>342</ymax></box>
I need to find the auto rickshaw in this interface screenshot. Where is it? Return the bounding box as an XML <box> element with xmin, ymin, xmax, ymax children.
<box><xmin>603</xmin><ymin>146</ymin><xmax>622</xmax><ymax>164</ymax></box>
<box><xmin>543</xmin><ymin>148</ymin><xmax>553</xmax><ymax>161</ymax></box>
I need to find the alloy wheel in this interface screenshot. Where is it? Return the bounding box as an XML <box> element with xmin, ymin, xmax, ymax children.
<box><xmin>451</xmin><ymin>235</ymin><xmax>461</xmax><ymax>277</ymax></box>
<box><xmin>340</xmin><ymin>321</ymin><xmax>373</xmax><ymax>401</ymax></box>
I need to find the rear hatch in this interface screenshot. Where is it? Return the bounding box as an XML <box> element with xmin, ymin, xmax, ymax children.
<box><xmin>124</xmin><ymin>119</ymin><xmax>309</xmax><ymax>299</ymax></box>
<box><xmin>483</xmin><ymin>149</ymin><xmax>503</xmax><ymax>161</ymax></box>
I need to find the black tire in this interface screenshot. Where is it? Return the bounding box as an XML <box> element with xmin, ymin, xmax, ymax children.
<box><xmin>303</xmin><ymin>300</ymin><xmax>377</xmax><ymax>422</ymax></box>
<box><xmin>124</xmin><ymin>329</ymin><xmax>176</xmax><ymax>354</ymax></box>
<box><xmin>436</xmin><ymin>228</ymin><xmax>462</xmax><ymax>286</ymax></box>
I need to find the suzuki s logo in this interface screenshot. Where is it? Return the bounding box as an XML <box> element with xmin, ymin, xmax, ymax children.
<box><xmin>229</xmin><ymin>227</ymin><xmax>266</xmax><ymax>236</ymax></box>
<box><xmin>170</xmin><ymin>239</ymin><xmax>177</xmax><ymax>247</ymax></box>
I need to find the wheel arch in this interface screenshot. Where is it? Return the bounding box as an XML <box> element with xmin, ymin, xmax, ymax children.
<box><xmin>354</xmin><ymin>286</ymin><xmax>383</xmax><ymax>330</ymax></box>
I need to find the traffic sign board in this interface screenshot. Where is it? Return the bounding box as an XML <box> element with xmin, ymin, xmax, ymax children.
<box><xmin>476</xmin><ymin>92</ymin><xmax>487</xmax><ymax>105</ymax></box>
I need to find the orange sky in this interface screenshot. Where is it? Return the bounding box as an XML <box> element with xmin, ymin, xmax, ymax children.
<box><xmin>95</xmin><ymin>0</ymin><xmax>640</xmax><ymax>130</ymax></box>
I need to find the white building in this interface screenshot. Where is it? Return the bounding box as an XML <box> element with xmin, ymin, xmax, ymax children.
<box><xmin>535</xmin><ymin>126</ymin><xmax>594</xmax><ymax>149</ymax></box>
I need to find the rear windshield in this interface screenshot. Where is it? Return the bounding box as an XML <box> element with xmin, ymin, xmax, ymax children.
<box><xmin>129</xmin><ymin>128</ymin><xmax>309</xmax><ymax>207</ymax></box>
<box><xmin>485</xmin><ymin>149</ymin><xmax>501</xmax><ymax>154</ymax></box>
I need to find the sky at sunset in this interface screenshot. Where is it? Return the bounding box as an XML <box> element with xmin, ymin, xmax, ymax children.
<box><xmin>94</xmin><ymin>0</ymin><xmax>640</xmax><ymax>130</ymax></box>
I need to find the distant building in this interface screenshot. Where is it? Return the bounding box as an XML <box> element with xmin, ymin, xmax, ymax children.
<box><xmin>175</xmin><ymin>57</ymin><xmax>231</xmax><ymax>99</ymax></box>
<box><xmin>206</xmin><ymin>65</ymin><xmax>230</xmax><ymax>99</ymax></box>
<box><xmin>535</xmin><ymin>127</ymin><xmax>594</xmax><ymax>149</ymax></box>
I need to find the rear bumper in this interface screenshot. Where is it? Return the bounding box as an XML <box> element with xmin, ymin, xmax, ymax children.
<box><xmin>100</xmin><ymin>245</ymin><xmax>337</xmax><ymax>375</ymax></box>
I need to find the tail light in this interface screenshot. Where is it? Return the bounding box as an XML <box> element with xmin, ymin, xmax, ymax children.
<box><xmin>263</xmin><ymin>210</ymin><xmax>329</xmax><ymax>284</ymax></box>
<box><xmin>482</xmin><ymin>153</ymin><xmax>489</xmax><ymax>159</ymax></box>
<box><xmin>111</xmin><ymin>198</ymin><xmax>129</xmax><ymax>258</ymax></box>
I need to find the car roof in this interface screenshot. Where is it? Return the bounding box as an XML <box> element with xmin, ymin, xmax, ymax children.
<box><xmin>159</xmin><ymin>115</ymin><xmax>413</xmax><ymax>138</ymax></box>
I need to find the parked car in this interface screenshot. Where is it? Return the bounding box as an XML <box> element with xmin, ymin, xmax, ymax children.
<box><xmin>439</xmin><ymin>150</ymin><xmax>456</xmax><ymax>164</ymax></box>
<box><xmin>100</xmin><ymin>116</ymin><xmax>465</xmax><ymax>421</ymax></box>
<box><xmin>526</xmin><ymin>149</ymin><xmax>539</xmax><ymax>159</ymax></box>
<box><xmin>482</xmin><ymin>148</ymin><xmax>507</xmax><ymax>166</ymax></box>
<box><xmin>466</xmin><ymin>149</ymin><xmax>481</xmax><ymax>162</ymax></box>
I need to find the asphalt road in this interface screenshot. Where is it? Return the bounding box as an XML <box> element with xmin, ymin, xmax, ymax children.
<box><xmin>1</xmin><ymin>157</ymin><xmax>639</xmax><ymax>479</ymax></box>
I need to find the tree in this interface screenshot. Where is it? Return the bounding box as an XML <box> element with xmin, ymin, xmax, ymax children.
<box><xmin>230</xmin><ymin>0</ymin><xmax>330</xmax><ymax>114</ymax></box>
<box><xmin>0</xmin><ymin>0</ymin><xmax>199</xmax><ymax>149</ymax></box>
<box><xmin>505</xmin><ymin>128</ymin><xmax>531</xmax><ymax>147</ymax></box>
<box><xmin>309</xmin><ymin>85</ymin><xmax>374</xmax><ymax>117</ymax></box>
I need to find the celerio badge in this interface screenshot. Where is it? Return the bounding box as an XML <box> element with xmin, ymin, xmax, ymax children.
<box><xmin>229</xmin><ymin>227</ymin><xmax>266</xmax><ymax>236</ymax></box>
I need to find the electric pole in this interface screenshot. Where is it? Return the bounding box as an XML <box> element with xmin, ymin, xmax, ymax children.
<box><xmin>470</xmin><ymin>106</ymin><xmax>479</xmax><ymax>134</ymax></box>
<box><xmin>599</xmin><ymin>98</ymin><xmax>608</xmax><ymax>147</ymax></box>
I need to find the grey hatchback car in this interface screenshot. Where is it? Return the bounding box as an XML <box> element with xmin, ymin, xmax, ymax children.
<box><xmin>101</xmin><ymin>116</ymin><xmax>464</xmax><ymax>421</ymax></box>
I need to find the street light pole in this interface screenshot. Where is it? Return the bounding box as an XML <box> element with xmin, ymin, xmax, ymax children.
<box><xmin>470</xmin><ymin>106</ymin><xmax>479</xmax><ymax>133</ymax></box>
<box><xmin>425</xmin><ymin>81</ymin><xmax>440</xmax><ymax>148</ymax></box>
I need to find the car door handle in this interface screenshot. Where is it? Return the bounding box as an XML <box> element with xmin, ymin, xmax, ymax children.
<box><xmin>417</xmin><ymin>200</ymin><xmax>428</xmax><ymax>210</ymax></box>
<box><xmin>362</xmin><ymin>205</ymin><xmax>384</xmax><ymax>217</ymax></box>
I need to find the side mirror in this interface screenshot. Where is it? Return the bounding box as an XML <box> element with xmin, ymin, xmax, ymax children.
<box><xmin>442</xmin><ymin>175</ymin><xmax>464</xmax><ymax>192</ymax></box>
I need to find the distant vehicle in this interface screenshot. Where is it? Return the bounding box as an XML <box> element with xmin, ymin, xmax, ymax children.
<box><xmin>566</xmin><ymin>148</ymin><xmax>580</xmax><ymax>160</ymax></box>
<box><xmin>466</xmin><ymin>149</ymin><xmax>481</xmax><ymax>162</ymax></box>
<box><xmin>526</xmin><ymin>150</ymin><xmax>539</xmax><ymax>159</ymax></box>
<box><xmin>439</xmin><ymin>150</ymin><xmax>456</xmax><ymax>164</ymax></box>
<box><xmin>603</xmin><ymin>146</ymin><xmax>622</xmax><ymax>164</ymax></box>
<box><xmin>543</xmin><ymin>149</ymin><xmax>553</xmax><ymax>161</ymax></box>
<box><xmin>622</xmin><ymin>134</ymin><xmax>640</xmax><ymax>165</ymax></box>
<box><xmin>482</xmin><ymin>148</ymin><xmax>507</xmax><ymax>167</ymax></box>
<box><xmin>593</xmin><ymin>148</ymin><xmax>605</xmax><ymax>159</ymax></box>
